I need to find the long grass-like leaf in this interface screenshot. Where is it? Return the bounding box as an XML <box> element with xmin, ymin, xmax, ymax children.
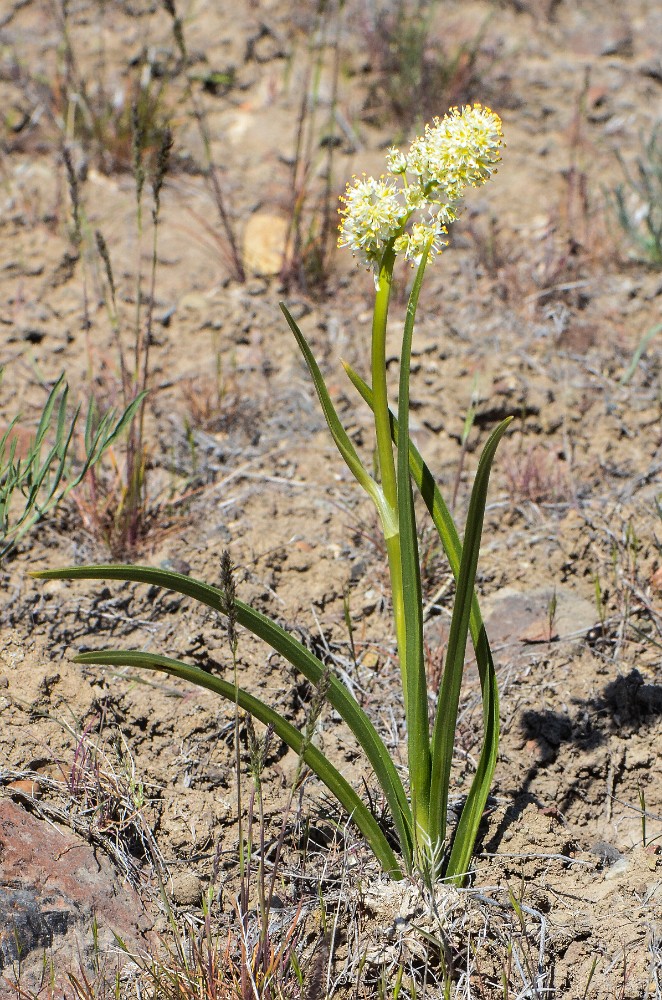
<box><xmin>443</xmin><ymin>615</ymin><xmax>498</xmax><ymax>882</ymax></box>
<box><xmin>396</xmin><ymin>249</ymin><xmax>431</xmax><ymax>853</ymax></box>
<box><xmin>428</xmin><ymin>417</ymin><xmax>511</xmax><ymax>862</ymax></box>
<box><xmin>31</xmin><ymin>563</ymin><xmax>413</xmax><ymax>869</ymax></box>
<box><xmin>84</xmin><ymin>393</ymin><xmax>145</xmax><ymax>466</ymax></box>
<box><xmin>34</xmin><ymin>375</ymin><xmax>66</xmax><ymax>442</ymax></box>
<box><xmin>280</xmin><ymin>303</ymin><xmax>396</xmax><ymax>537</ymax></box>
<box><xmin>72</xmin><ymin>648</ymin><xmax>402</xmax><ymax>878</ymax></box>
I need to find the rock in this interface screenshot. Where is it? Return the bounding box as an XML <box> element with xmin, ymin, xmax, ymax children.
<box><xmin>483</xmin><ymin>586</ymin><xmax>598</xmax><ymax>651</ymax></box>
<box><xmin>247</xmin><ymin>25</ymin><xmax>287</xmax><ymax>64</ymax></box>
<box><xmin>603</xmin><ymin>857</ymin><xmax>629</xmax><ymax>881</ymax></box>
<box><xmin>170</xmin><ymin>871</ymin><xmax>203</xmax><ymax>907</ymax></box>
<box><xmin>0</xmin><ymin>799</ymin><xmax>154</xmax><ymax>991</ymax></box>
<box><xmin>590</xmin><ymin>841</ymin><xmax>623</xmax><ymax>866</ymax></box>
<box><xmin>242</xmin><ymin>213</ymin><xmax>288</xmax><ymax>276</ymax></box>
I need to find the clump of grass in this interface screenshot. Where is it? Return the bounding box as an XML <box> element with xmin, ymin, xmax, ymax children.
<box><xmin>65</xmin><ymin>721</ymin><xmax>162</xmax><ymax>876</ymax></box>
<box><xmin>357</xmin><ymin>1</ymin><xmax>494</xmax><ymax>130</ymax></box>
<box><xmin>0</xmin><ymin>371</ymin><xmax>141</xmax><ymax>562</ymax></box>
<box><xmin>279</xmin><ymin>0</ymin><xmax>344</xmax><ymax>294</ymax></box>
<box><xmin>121</xmin><ymin>883</ymin><xmax>305</xmax><ymax>1000</ymax></box>
<box><xmin>8</xmin><ymin>0</ymin><xmax>169</xmax><ymax>175</ymax></box>
<box><xmin>502</xmin><ymin>440</ymin><xmax>571</xmax><ymax>506</ymax></box>
<box><xmin>64</xmin><ymin>115</ymin><xmax>173</xmax><ymax>555</ymax></box>
<box><xmin>609</xmin><ymin>120</ymin><xmax>662</xmax><ymax>266</ymax></box>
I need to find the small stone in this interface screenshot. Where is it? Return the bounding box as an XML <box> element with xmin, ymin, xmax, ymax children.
<box><xmin>604</xmin><ymin>857</ymin><xmax>629</xmax><ymax>880</ymax></box>
<box><xmin>361</xmin><ymin>650</ymin><xmax>380</xmax><ymax>670</ymax></box>
<box><xmin>170</xmin><ymin>871</ymin><xmax>203</xmax><ymax>907</ymax></box>
<box><xmin>160</xmin><ymin>557</ymin><xmax>192</xmax><ymax>576</ymax></box>
<box><xmin>249</xmin><ymin>29</ymin><xmax>286</xmax><ymax>64</ymax></box>
<box><xmin>178</xmin><ymin>292</ymin><xmax>209</xmax><ymax>313</ymax></box>
<box><xmin>7</xmin><ymin>778</ymin><xmax>42</xmax><ymax>799</ymax></box>
<box><xmin>590</xmin><ymin>841</ymin><xmax>622</xmax><ymax>866</ymax></box>
<box><xmin>243</xmin><ymin>213</ymin><xmax>288</xmax><ymax>276</ymax></box>
<box><xmin>599</xmin><ymin>33</ymin><xmax>633</xmax><ymax>57</ymax></box>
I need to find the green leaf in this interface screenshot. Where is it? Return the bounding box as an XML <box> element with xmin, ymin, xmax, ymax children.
<box><xmin>443</xmin><ymin>618</ymin><xmax>498</xmax><ymax>883</ymax></box>
<box><xmin>73</xmin><ymin>648</ymin><xmax>403</xmax><ymax>879</ymax></box>
<box><xmin>280</xmin><ymin>303</ymin><xmax>395</xmax><ymax>537</ymax></box>
<box><xmin>31</xmin><ymin>563</ymin><xmax>413</xmax><ymax>870</ymax></box>
<box><xmin>395</xmin><ymin>249</ymin><xmax>431</xmax><ymax>852</ymax></box>
<box><xmin>35</xmin><ymin>375</ymin><xmax>66</xmax><ymax>443</ymax></box>
<box><xmin>428</xmin><ymin>416</ymin><xmax>511</xmax><ymax>863</ymax></box>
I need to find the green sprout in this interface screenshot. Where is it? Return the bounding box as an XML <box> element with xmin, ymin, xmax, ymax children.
<box><xmin>0</xmin><ymin>373</ymin><xmax>142</xmax><ymax>561</ymax></box>
<box><xmin>34</xmin><ymin>105</ymin><xmax>510</xmax><ymax>885</ymax></box>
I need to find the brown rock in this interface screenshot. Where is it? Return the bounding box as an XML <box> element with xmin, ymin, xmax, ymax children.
<box><xmin>243</xmin><ymin>213</ymin><xmax>288</xmax><ymax>276</ymax></box>
<box><xmin>0</xmin><ymin>799</ymin><xmax>155</xmax><ymax>991</ymax></box>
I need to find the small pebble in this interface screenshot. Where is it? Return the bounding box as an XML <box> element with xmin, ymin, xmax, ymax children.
<box><xmin>590</xmin><ymin>841</ymin><xmax>622</xmax><ymax>866</ymax></box>
<box><xmin>604</xmin><ymin>858</ymin><xmax>629</xmax><ymax>881</ymax></box>
<box><xmin>170</xmin><ymin>872</ymin><xmax>203</xmax><ymax>907</ymax></box>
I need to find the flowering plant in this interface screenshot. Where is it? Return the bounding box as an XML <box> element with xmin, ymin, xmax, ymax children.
<box><xmin>35</xmin><ymin>105</ymin><xmax>510</xmax><ymax>884</ymax></box>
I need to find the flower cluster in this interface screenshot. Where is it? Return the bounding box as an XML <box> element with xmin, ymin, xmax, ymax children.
<box><xmin>338</xmin><ymin>104</ymin><xmax>503</xmax><ymax>278</ymax></box>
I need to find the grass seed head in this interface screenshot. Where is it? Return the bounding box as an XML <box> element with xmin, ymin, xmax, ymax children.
<box><xmin>220</xmin><ymin>549</ymin><xmax>238</xmax><ymax>651</ymax></box>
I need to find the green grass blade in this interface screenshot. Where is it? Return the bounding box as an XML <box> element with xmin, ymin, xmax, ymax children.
<box><xmin>32</xmin><ymin>563</ymin><xmax>413</xmax><ymax>869</ymax></box>
<box><xmin>22</xmin><ymin>440</ymin><xmax>61</xmax><ymax>508</ymax></box>
<box><xmin>620</xmin><ymin>321</ymin><xmax>662</xmax><ymax>386</ymax></box>
<box><xmin>43</xmin><ymin>406</ymin><xmax>79</xmax><ymax>502</ymax></box>
<box><xmin>66</xmin><ymin>393</ymin><xmax>145</xmax><ymax>488</ymax></box>
<box><xmin>428</xmin><ymin>417</ymin><xmax>511</xmax><ymax>860</ymax></box>
<box><xmin>35</xmin><ymin>375</ymin><xmax>66</xmax><ymax>442</ymax></box>
<box><xmin>92</xmin><ymin>392</ymin><xmax>145</xmax><ymax>456</ymax></box>
<box><xmin>73</xmin><ymin>648</ymin><xmax>403</xmax><ymax>878</ymax></box>
<box><xmin>54</xmin><ymin>383</ymin><xmax>70</xmax><ymax>456</ymax></box>
<box><xmin>396</xmin><ymin>251</ymin><xmax>431</xmax><ymax>852</ymax></box>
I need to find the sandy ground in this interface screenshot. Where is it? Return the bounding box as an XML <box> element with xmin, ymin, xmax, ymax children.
<box><xmin>0</xmin><ymin>0</ymin><xmax>661</xmax><ymax>996</ymax></box>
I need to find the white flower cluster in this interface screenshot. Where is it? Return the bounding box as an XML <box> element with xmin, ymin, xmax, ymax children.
<box><xmin>338</xmin><ymin>104</ymin><xmax>503</xmax><ymax>276</ymax></box>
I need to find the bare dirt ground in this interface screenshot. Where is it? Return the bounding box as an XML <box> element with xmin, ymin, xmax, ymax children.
<box><xmin>0</xmin><ymin>0</ymin><xmax>661</xmax><ymax>997</ymax></box>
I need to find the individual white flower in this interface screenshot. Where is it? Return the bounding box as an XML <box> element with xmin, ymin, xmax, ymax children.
<box><xmin>338</xmin><ymin>174</ymin><xmax>406</xmax><ymax>269</ymax></box>
<box><xmin>430</xmin><ymin>202</ymin><xmax>458</xmax><ymax>227</ymax></box>
<box><xmin>402</xmin><ymin>185</ymin><xmax>426</xmax><ymax>212</ymax></box>
<box><xmin>395</xmin><ymin>220</ymin><xmax>448</xmax><ymax>266</ymax></box>
<box><xmin>386</xmin><ymin>147</ymin><xmax>407</xmax><ymax>174</ymax></box>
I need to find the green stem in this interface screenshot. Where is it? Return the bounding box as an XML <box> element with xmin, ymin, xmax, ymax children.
<box><xmin>372</xmin><ymin>246</ymin><xmax>397</xmax><ymax>514</ymax></box>
<box><xmin>372</xmin><ymin>245</ymin><xmax>408</xmax><ymax>705</ymax></box>
<box><xmin>396</xmin><ymin>245</ymin><xmax>432</xmax><ymax>865</ymax></box>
